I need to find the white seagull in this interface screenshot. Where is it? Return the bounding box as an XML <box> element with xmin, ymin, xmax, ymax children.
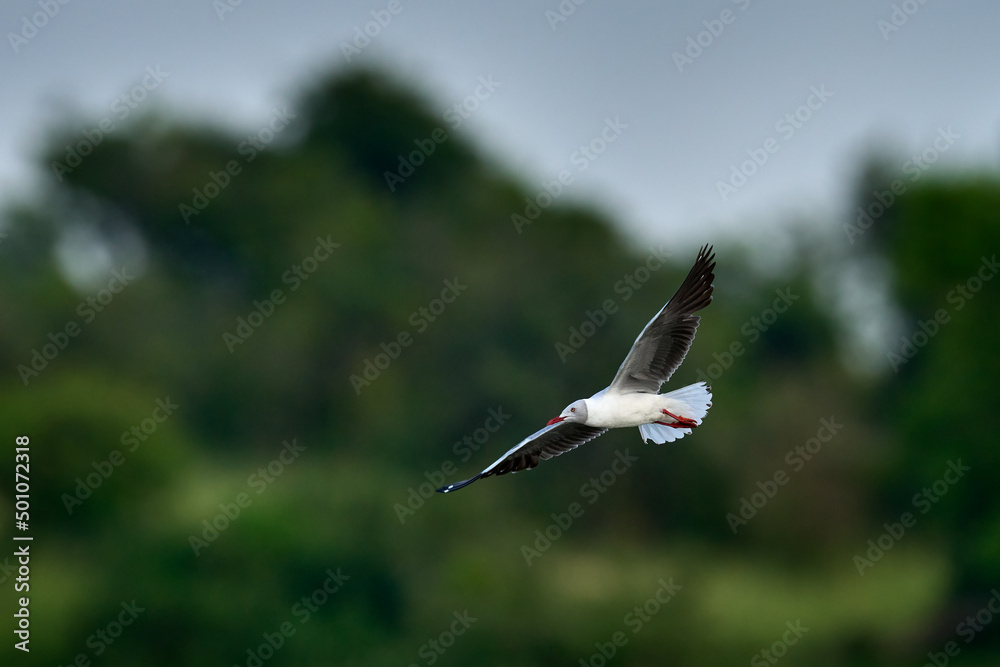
<box><xmin>437</xmin><ymin>244</ymin><xmax>716</xmax><ymax>493</ymax></box>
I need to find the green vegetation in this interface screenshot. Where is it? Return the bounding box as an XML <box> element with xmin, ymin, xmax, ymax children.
<box><xmin>1</xmin><ymin>68</ymin><xmax>998</xmax><ymax>666</ymax></box>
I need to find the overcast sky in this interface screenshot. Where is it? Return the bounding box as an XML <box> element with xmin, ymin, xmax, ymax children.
<box><xmin>2</xmin><ymin>0</ymin><xmax>998</xmax><ymax>248</ymax></box>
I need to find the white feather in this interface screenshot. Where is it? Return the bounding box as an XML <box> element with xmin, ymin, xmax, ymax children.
<box><xmin>637</xmin><ymin>382</ymin><xmax>712</xmax><ymax>444</ymax></box>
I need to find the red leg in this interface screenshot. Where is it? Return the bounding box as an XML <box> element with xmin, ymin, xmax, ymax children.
<box><xmin>660</xmin><ymin>409</ymin><xmax>698</xmax><ymax>429</ymax></box>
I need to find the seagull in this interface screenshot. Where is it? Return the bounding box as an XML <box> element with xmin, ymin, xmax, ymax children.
<box><xmin>437</xmin><ymin>244</ymin><xmax>716</xmax><ymax>493</ymax></box>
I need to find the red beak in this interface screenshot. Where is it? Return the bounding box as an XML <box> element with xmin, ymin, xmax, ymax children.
<box><xmin>546</xmin><ymin>416</ymin><xmax>565</xmax><ymax>426</ymax></box>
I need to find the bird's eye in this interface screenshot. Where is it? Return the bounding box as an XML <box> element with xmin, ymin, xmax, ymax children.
<box><xmin>570</xmin><ymin>407</ymin><xmax>576</xmax><ymax>412</ymax></box>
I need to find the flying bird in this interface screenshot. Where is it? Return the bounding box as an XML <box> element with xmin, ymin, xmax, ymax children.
<box><xmin>437</xmin><ymin>244</ymin><xmax>716</xmax><ymax>493</ymax></box>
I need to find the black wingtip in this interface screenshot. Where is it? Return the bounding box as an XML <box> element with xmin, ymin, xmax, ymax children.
<box><xmin>436</xmin><ymin>473</ymin><xmax>486</xmax><ymax>494</ymax></box>
<box><xmin>699</xmin><ymin>244</ymin><xmax>716</xmax><ymax>271</ymax></box>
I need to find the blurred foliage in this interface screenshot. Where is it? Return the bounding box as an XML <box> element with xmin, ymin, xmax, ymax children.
<box><xmin>0</xmin><ymin>68</ymin><xmax>998</xmax><ymax>666</ymax></box>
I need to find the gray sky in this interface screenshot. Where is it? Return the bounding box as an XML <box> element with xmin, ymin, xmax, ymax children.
<box><xmin>2</xmin><ymin>0</ymin><xmax>998</xmax><ymax>247</ymax></box>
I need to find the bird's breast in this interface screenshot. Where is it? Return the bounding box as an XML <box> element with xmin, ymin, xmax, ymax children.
<box><xmin>585</xmin><ymin>392</ymin><xmax>666</xmax><ymax>428</ymax></box>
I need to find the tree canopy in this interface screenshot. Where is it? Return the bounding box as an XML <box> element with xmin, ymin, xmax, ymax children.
<box><xmin>1</xmin><ymin>67</ymin><xmax>998</xmax><ymax>666</ymax></box>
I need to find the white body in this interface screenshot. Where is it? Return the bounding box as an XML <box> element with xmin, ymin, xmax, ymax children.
<box><xmin>584</xmin><ymin>382</ymin><xmax>712</xmax><ymax>444</ymax></box>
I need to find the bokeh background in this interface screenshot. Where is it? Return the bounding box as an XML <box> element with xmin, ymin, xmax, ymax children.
<box><xmin>2</xmin><ymin>1</ymin><xmax>999</xmax><ymax>665</ymax></box>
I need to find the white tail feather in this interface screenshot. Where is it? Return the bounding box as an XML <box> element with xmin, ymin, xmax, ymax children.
<box><xmin>638</xmin><ymin>421</ymin><xmax>690</xmax><ymax>444</ymax></box>
<box><xmin>638</xmin><ymin>382</ymin><xmax>713</xmax><ymax>445</ymax></box>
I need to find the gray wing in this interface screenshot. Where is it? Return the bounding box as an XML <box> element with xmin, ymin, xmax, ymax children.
<box><xmin>436</xmin><ymin>421</ymin><xmax>608</xmax><ymax>493</ymax></box>
<box><xmin>608</xmin><ymin>244</ymin><xmax>716</xmax><ymax>394</ymax></box>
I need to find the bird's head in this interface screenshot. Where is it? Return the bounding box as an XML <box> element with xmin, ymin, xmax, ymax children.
<box><xmin>547</xmin><ymin>399</ymin><xmax>588</xmax><ymax>426</ymax></box>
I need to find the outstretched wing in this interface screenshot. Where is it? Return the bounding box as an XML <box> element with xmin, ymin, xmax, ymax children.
<box><xmin>436</xmin><ymin>421</ymin><xmax>608</xmax><ymax>493</ymax></box>
<box><xmin>608</xmin><ymin>244</ymin><xmax>715</xmax><ymax>395</ymax></box>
